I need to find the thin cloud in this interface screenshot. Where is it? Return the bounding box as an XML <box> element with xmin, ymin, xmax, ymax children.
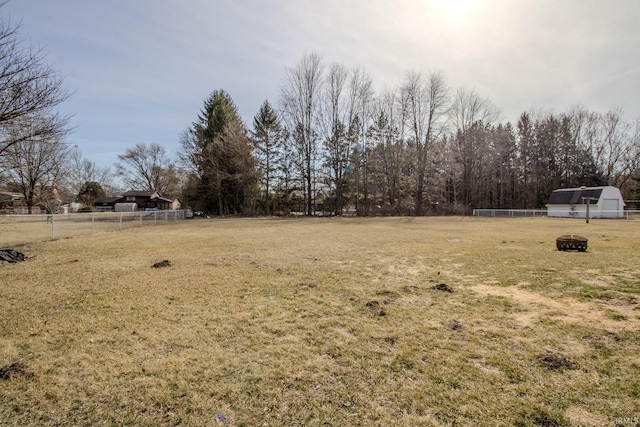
<box><xmin>5</xmin><ymin>0</ymin><xmax>639</xmax><ymax>167</ymax></box>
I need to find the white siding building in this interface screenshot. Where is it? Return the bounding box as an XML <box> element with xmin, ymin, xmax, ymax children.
<box><xmin>546</xmin><ymin>186</ymin><xmax>625</xmax><ymax>218</ymax></box>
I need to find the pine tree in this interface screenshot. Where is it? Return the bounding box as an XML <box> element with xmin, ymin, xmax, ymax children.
<box><xmin>180</xmin><ymin>90</ymin><xmax>257</xmax><ymax>215</ymax></box>
<box><xmin>251</xmin><ymin>100</ymin><xmax>282</xmax><ymax>215</ymax></box>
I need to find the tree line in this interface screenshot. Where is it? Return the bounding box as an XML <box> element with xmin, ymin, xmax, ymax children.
<box><xmin>176</xmin><ymin>52</ymin><xmax>639</xmax><ymax>216</ymax></box>
<box><xmin>1</xmin><ymin>13</ymin><xmax>638</xmax><ymax>216</ymax></box>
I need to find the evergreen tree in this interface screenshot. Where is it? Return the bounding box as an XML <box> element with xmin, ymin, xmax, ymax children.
<box><xmin>179</xmin><ymin>90</ymin><xmax>257</xmax><ymax>215</ymax></box>
<box><xmin>251</xmin><ymin>100</ymin><xmax>282</xmax><ymax>215</ymax></box>
<box><xmin>77</xmin><ymin>181</ymin><xmax>105</xmax><ymax>206</ymax></box>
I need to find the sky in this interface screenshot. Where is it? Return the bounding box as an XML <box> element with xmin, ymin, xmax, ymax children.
<box><xmin>4</xmin><ymin>0</ymin><xmax>640</xmax><ymax>169</ymax></box>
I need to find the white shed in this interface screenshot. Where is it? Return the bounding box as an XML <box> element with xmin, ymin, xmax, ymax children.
<box><xmin>114</xmin><ymin>202</ymin><xmax>138</xmax><ymax>212</ymax></box>
<box><xmin>546</xmin><ymin>186</ymin><xmax>625</xmax><ymax>218</ymax></box>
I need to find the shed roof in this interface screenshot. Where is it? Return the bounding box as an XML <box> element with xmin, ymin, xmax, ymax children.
<box><xmin>547</xmin><ymin>187</ymin><xmax>603</xmax><ymax>205</ymax></box>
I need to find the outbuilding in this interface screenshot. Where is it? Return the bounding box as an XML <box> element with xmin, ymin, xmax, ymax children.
<box><xmin>114</xmin><ymin>202</ymin><xmax>138</xmax><ymax>212</ymax></box>
<box><xmin>546</xmin><ymin>186</ymin><xmax>625</xmax><ymax>218</ymax></box>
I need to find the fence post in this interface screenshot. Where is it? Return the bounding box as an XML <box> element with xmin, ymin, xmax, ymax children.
<box><xmin>50</xmin><ymin>215</ymin><xmax>55</xmax><ymax>240</ymax></box>
<box><xmin>140</xmin><ymin>213</ymin><xmax>143</xmax><ymax>227</ymax></box>
<box><xmin>120</xmin><ymin>214</ymin><xmax>123</xmax><ymax>229</ymax></box>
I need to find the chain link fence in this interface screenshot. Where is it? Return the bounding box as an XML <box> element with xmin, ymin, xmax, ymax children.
<box><xmin>0</xmin><ymin>210</ymin><xmax>189</xmax><ymax>247</ymax></box>
<box><xmin>472</xmin><ymin>209</ymin><xmax>547</xmax><ymax>217</ymax></box>
<box><xmin>472</xmin><ymin>209</ymin><xmax>640</xmax><ymax>219</ymax></box>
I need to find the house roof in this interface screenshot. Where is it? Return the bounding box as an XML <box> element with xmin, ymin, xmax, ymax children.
<box><xmin>94</xmin><ymin>196</ymin><xmax>124</xmax><ymax>205</ymax></box>
<box><xmin>122</xmin><ymin>190</ymin><xmax>153</xmax><ymax>197</ymax></box>
<box><xmin>0</xmin><ymin>192</ymin><xmax>24</xmax><ymax>201</ymax></box>
<box><xmin>153</xmin><ymin>196</ymin><xmax>173</xmax><ymax>203</ymax></box>
<box><xmin>547</xmin><ymin>187</ymin><xmax>604</xmax><ymax>205</ymax></box>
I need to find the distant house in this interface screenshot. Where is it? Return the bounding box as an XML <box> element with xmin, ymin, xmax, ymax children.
<box><xmin>0</xmin><ymin>192</ymin><xmax>23</xmax><ymax>205</ymax></box>
<box><xmin>59</xmin><ymin>202</ymin><xmax>84</xmax><ymax>214</ymax></box>
<box><xmin>546</xmin><ymin>186</ymin><xmax>625</xmax><ymax>218</ymax></box>
<box><xmin>94</xmin><ymin>191</ymin><xmax>181</xmax><ymax>212</ymax></box>
<box><xmin>170</xmin><ymin>198</ymin><xmax>182</xmax><ymax>210</ymax></box>
<box><xmin>0</xmin><ymin>192</ymin><xmax>23</xmax><ymax>213</ymax></box>
<box><xmin>146</xmin><ymin>195</ymin><xmax>177</xmax><ymax>211</ymax></box>
<box><xmin>94</xmin><ymin>196</ymin><xmax>124</xmax><ymax>212</ymax></box>
<box><xmin>121</xmin><ymin>190</ymin><xmax>155</xmax><ymax>210</ymax></box>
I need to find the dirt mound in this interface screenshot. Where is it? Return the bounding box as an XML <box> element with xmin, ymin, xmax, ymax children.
<box><xmin>152</xmin><ymin>260</ymin><xmax>171</xmax><ymax>268</ymax></box>
<box><xmin>432</xmin><ymin>283</ymin><xmax>453</xmax><ymax>292</ymax></box>
<box><xmin>365</xmin><ymin>300</ymin><xmax>386</xmax><ymax>316</ymax></box>
<box><xmin>537</xmin><ymin>352</ymin><xmax>579</xmax><ymax>370</ymax></box>
<box><xmin>0</xmin><ymin>362</ymin><xmax>28</xmax><ymax>379</ymax></box>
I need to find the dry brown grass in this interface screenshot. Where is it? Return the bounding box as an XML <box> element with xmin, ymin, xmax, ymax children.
<box><xmin>1</xmin><ymin>216</ymin><xmax>639</xmax><ymax>426</ymax></box>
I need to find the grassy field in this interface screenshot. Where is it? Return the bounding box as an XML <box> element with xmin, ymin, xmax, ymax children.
<box><xmin>1</xmin><ymin>217</ymin><xmax>639</xmax><ymax>426</ymax></box>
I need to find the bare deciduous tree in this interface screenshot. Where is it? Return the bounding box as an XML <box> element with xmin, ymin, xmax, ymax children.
<box><xmin>449</xmin><ymin>87</ymin><xmax>500</xmax><ymax>133</ymax></box>
<box><xmin>65</xmin><ymin>146</ymin><xmax>115</xmax><ymax>196</ymax></box>
<box><xmin>116</xmin><ymin>143</ymin><xmax>177</xmax><ymax>194</ymax></box>
<box><xmin>0</xmin><ymin>114</ymin><xmax>70</xmax><ymax>213</ymax></box>
<box><xmin>0</xmin><ymin>7</ymin><xmax>70</xmax><ymax>156</ymax></box>
<box><xmin>347</xmin><ymin>67</ymin><xmax>374</xmax><ymax>215</ymax></box>
<box><xmin>400</xmin><ymin>70</ymin><xmax>449</xmax><ymax>215</ymax></box>
<box><xmin>320</xmin><ymin>62</ymin><xmax>349</xmax><ymax>215</ymax></box>
<box><xmin>448</xmin><ymin>87</ymin><xmax>500</xmax><ymax>212</ymax></box>
<box><xmin>280</xmin><ymin>52</ymin><xmax>324</xmax><ymax>216</ymax></box>
<box><xmin>590</xmin><ymin>108</ymin><xmax>633</xmax><ymax>185</ymax></box>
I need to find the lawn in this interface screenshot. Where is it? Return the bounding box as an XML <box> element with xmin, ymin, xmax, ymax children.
<box><xmin>1</xmin><ymin>217</ymin><xmax>639</xmax><ymax>426</ymax></box>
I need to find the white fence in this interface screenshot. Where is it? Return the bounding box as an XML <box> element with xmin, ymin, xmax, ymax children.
<box><xmin>0</xmin><ymin>210</ymin><xmax>189</xmax><ymax>247</ymax></box>
<box><xmin>472</xmin><ymin>209</ymin><xmax>547</xmax><ymax>217</ymax></box>
<box><xmin>472</xmin><ymin>209</ymin><xmax>640</xmax><ymax>219</ymax></box>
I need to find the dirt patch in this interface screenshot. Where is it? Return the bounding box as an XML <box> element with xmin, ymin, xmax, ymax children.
<box><xmin>0</xmin><ymin>362</ymin><xmax>29</xmax><ymax>379</ymax></box>
<box><xmin>446</xmin><ymin>238</ymin><xmax>472</xmax><ymax>243</ymax></box>
<box><xmin>152</xmin><ymin>260</ymin><xmax>171</xmax><ymax>268</ymax></box>
<box><xmin>432</xmin><ymin>283</ymin><xmax>453</xmax><ymax>292</ymax></box>
<box><xmin>471</xmin><ymin>283</ymin><xmax>638</xmax><ymax>332</ymax></box>
<box><xmin>375</xmin><ymin>290</ymin><xmax>400</xmax><ymax>303</ymax></box>
<box><xmin>471</xmin><ymin>359</ymin><xmax>503</xmax><ymax>375</ymax></box>
<box><xmin>519</xmin><ymin>408</ymin><xmax>569</xmax><ymax>427</ymax></box>
<box><xmin>531</xmin><ymin>413</ymin><xmax>566</xmax><ymax>427</ymax></box>
<box><xmin>299</xmin><ymin>282</ymin><xmax>318</xmax><ymax>289</ymax></box>
<box><xmin>564</xmin><ymin>406</ymin><xmax>608</xmax><ymax>427</ymax></box>
<box><xmin>537</xmin><ymin>352</ymin><xmax>579</xmax><ymax>370</ymax></box>
<box><xmin>365</xmin><ymin>301</ymin><xmax>386</xmax><ymax>316</ymax></box>
<box><xmin>445</xmin><ymin>319</ymin><xmax>463</xmax><ymax>330</ymax></box>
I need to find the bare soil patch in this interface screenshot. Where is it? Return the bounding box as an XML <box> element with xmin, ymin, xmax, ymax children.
<box><xmin>471</xmin><ymin>283</ymin><xmax>638</xmax><ymax>332</ymax></box>
<box><xmin>0</xmin><ymin>362</ymin><xmax>29</xmax><ymax>380</ymax></box>
<box><xmin>537</xmin><ymin>352</ymin><xmax>579</xmax><ymax>370</ymax></box>
<box><xmin>432</xmin><ymin>283</ymin><xmax>453</xmax><ymax>292</ymax></box>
